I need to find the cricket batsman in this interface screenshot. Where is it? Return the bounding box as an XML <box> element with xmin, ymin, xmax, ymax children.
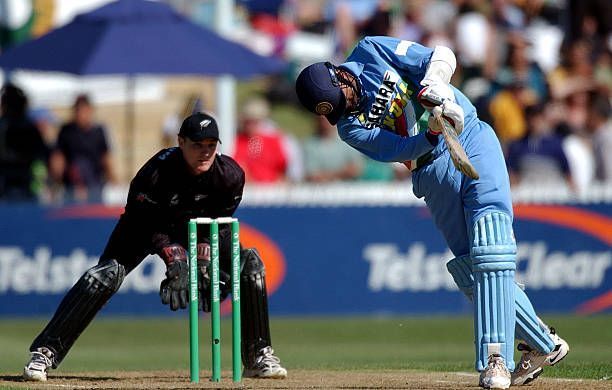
<box><xmin>295</xmin><ymin>36</ymin><xmax>569</xmax><ymax>389</ymax></box>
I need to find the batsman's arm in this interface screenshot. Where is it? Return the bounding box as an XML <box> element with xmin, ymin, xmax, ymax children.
<box><xmin>354</xmin><ymin>37</ymin><xmax>456</xmax><ymax>88</ymax></box>
<box><xmin>337</xmin><ymin>119</ymin><xmax>437</xmax><ymax>163</ymax></box>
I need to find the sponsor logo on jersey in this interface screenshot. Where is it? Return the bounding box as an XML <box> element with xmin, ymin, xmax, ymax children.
<box><xmin>362</xmin><ymin>70</ymin><xmax>398</xmax><ymax>129</ymax></box>
<box><xmin>360</xmin><ymin>70</ymin><xmax>417</xmax><ymax>136</ymax></box>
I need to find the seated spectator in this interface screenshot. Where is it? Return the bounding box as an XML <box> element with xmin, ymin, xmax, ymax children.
<box><xmin>548</xmin><ymin>39</ymin><xmax>594</xmax><ymax>100</ymax></box>
<box><xmin>232</xmin><ymin>97</ymin><xmax>289</xmax><ymax>183</ymax></box>
<box><xmin>454</xmin><ymin>2</ymin><xmax>494</xmax><ymax>81</ymax></box>
<box><xmin>587</xmin><ymin>92</ymin><xmax>612</xmax><ymax>182</ymax></box>
<box><xmin>0</xmin><ymin>83</ymin><xmax>48</xmax><ymax>201</ymax></box>
<box><xmin>488</xmin><ymin>77</ymin><xmax>537</xmax><ymax>148</ymax></box>
<box><xmin>495</xmin><ymin>32</ymin><xmax>549</xmax><ymax>104</ymax></box>
<box><xmin>556</xmin><ymin>90</ymin><xmax>595</xmax><ymax>194</ymax></box>
<box><xmin>49</xmin><ymin>94</ymin><xmax>115</xmax><ymax>203</ymax></box>
<box><xmin>303</xmin><ymin>115</ymin><xmax>363</xmax><ymax>182</ymax></box>
<box><xmin>506</xmin><ymin>104</ymin><xmax>572</xmax><ymax>188</ymax></box>
<box><xmin>392</xmin><ymin>1</ymin><xmax>425</xmax><ymax>43</ymax></box>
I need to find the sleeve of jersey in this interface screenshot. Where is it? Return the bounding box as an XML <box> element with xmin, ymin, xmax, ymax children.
<box><xmin>356</xmin><ymin>36</ymin><xmax>433</xmax><ymax>86</ymax></box>
<box><xmin>337</xmin><ymin>119</ymin><xmax>435</xmax><ymax>162</ymax></box>
<box><xmin>218</xmin><ymin>158</ymin><xmax>245</xmax><ymax>216</ymax></box>
<box><xmin>124</xmin><ymin>157</ymin><xmax>172</xmax><ymax>247</ymax></box>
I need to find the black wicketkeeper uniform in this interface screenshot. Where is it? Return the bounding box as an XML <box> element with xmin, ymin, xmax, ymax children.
<box><xmin>30</xmin><ymin>147</ymin><xmax>274</xmax><ymax>369</ymax></box>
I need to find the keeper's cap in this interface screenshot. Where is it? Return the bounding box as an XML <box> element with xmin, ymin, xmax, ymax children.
<box><xmin>178</xmin><ymin>112</ymin><xmax>221</xmax><ymax>143</ymax></box>
<box><xmin>295</xmin><ymin>62</ymin><xmax>346</xmax><ymax>125</ymax></box>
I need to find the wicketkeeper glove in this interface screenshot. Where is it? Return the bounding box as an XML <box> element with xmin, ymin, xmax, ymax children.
<box><xmin>159</xmin><ymin>244</ymin><xmax>189</xmax><ymax>311</ymax></box>
<box><xmin>196</xmin><ymin>243</ymin><xmax>231</xmax><ymax>312</ymax></box>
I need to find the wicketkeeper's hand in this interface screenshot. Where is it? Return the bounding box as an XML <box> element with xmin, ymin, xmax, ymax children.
<box><xmin>196</xmin><ymin>243</ymin><xmax>231</xmax><ymax>312</ymax></box>
<box><xmin>159</xmin><ymin>244</ymin><xmax>189</xmax><ymax>311</ymax></box>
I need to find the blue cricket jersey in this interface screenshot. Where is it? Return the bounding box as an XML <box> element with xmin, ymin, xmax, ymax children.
<box><xmin>335</xmin><ymin>39</ymin><xmax>543</xmax><ymax>373</ymax></box>
<box><xmin>337</xmin><ymin>36</ymin><xmax>477</xmax><ymax>169</ymax></box>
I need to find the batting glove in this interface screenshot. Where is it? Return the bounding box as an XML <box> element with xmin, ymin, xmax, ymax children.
<box><xmin>417</xmin><ymin>82</ymin><xmax>455</xmax><ymax>111</ymax></box>
<box><xmin>440</xmin><ymin>100</ymin><xmax>464</xmax><ymax>135</ymax></box>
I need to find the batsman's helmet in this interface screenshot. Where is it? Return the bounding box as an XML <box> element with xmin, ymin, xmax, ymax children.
<box><xmin>295</xmin><ymin>62</ymin><xmax>347</xmax><ymax>125</ymax></box>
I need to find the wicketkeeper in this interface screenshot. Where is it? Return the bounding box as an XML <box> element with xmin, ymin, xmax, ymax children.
<box><xmin>295</xmin><ymin>36</ymin><xmax>568</xmax><ymax>389</ymax></box>
<box><xmin>23</xmin><ymin>112</ymin><xmax>287</xmax><ymax>381</ymax></box>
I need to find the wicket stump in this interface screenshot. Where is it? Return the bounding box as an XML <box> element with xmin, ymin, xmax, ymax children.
<box><xmin>188</xmin><ymin>217</ymin><xmax>241</xmax><ymax>383</ymax></box>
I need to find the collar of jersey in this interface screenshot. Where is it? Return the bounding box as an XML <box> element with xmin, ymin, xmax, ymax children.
<box><xmin>338</xmin><ymin>61</ymin><xmax>364</xmax><ymax>77</ymax></box>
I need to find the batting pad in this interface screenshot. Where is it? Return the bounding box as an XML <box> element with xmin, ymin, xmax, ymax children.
<box><xmin>446</xmin><ymin>255</ymin><xmax>473</xmax><ymax>299</ymax></box>
<box><xmin>471</xmin><ymin>212</ymin><xmax>516</xmax><ymax>371</ymax></box>
<box><xmin>516</xmin><ymin>288</ymin><xmax>555</xmax><ymax>353</ymax></box>
<box><xmin>446</xmin><ymin>257</ymin><xmax>555</xmax><ymax>354</ymax></box>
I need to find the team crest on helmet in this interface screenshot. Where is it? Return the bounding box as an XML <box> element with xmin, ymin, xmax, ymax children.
<box><xmin>315</xmin><ymin>102</ymin><xmax>333</xmax><ymax>115</ymax></box>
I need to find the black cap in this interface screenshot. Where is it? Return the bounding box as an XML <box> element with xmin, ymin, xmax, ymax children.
<box><xmin>178</xmin><ymin>112</ymin><xmax>221</xmax><ymax>142</ymax></box>
<box><xmin>295</xmin><ymin>62</ymin><xmax>347</xmax><ymax>125</ymax></box>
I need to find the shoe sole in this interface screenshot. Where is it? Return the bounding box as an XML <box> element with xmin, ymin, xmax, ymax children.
<box><xmin>521</xmin><ymin>367</ymin><xmax>543</xmax><ymax>385</ymax></box>
<box><xmin>23</xmin><ymin>372</ymin><xmax>47</xmax><ymax>382</ymax></box>
<box><xmin>481</xmin><ymin>379</ymin><xmax>511</xmax><ymax>389</ymax></box>
<box><xmin>518</xmin><ymin>349</ymin><xmax>568</xmax><ymax>386</ymax></box>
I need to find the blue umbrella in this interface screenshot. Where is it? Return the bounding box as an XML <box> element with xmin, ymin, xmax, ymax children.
<box><xmin>0</xmin><ymin>0</ymin><xmax>285</xmax><ymax>176</ymax></box>
<box><xmin>0</xmin><ymin>0</ymin><xmax>285</xmax><ymax>77</ymax></box>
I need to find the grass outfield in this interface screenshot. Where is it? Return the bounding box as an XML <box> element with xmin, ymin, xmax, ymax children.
<box><xmin>0</xmin><ymin>315</ymin><xmax>610</xmax><ymax>381</ymax></box>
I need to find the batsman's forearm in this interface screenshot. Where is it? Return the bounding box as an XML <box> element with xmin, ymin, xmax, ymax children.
<box><xmin>339</xmin><ymin>126</ymin><xmax>435</xmax><ymax>163</ymax></box>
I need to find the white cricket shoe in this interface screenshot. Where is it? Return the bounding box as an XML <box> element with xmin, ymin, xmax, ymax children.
<box><xmin>479</xmin><ymin>354</ymin><xmax>511</xmax><ymax>389</ymax></box>
<box><xmin>243</xmin><ymin>346</ymin><xmax>287</xmax><ymax>379</ymax></box>
<box><xmin>512</xmin><ymin>327</ymin><xmax>570</xmax><ymax>386</ymax></box>
<box><xmin>23</xmin><ymin>348</ymin><xmax>53</xmax><ymax>382</ymax></box>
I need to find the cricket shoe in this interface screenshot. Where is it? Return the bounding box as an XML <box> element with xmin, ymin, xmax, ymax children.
<box><xmin>479</xmin><ymin>354</ymin><xmax>511</xmax><ymax>389</ymax></box>
<box><xmin>511</xmin><ymin>327</ymin><xmax>570</xmax><ymax>386</ymax></box>
<box><xmin>243</xmin><ymin>346</ymin><xmax>287</xmax><ymax>379</ymax></box>
<box><xmin>23</xmin><ymin>347</ymin><xmax>54</xmax><ymax>382</ymax></box>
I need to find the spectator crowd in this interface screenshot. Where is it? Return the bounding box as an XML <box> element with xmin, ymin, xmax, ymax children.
<box><xmin>0</xmin><ymin>0</ymin><xmax>610</xmax><ymax>204</ymax></box>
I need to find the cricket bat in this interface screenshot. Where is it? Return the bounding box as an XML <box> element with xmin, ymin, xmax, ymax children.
<box><xmin>432</xmin><ymin>107</ymin><xmax>480</xmax><ymax>180</ymax></box>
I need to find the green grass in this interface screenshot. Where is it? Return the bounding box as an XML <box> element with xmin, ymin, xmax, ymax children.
<box><xmin>1</xmin><ymin>315</ymin><xmax>610</xmax><ymax>380</ymax></box>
